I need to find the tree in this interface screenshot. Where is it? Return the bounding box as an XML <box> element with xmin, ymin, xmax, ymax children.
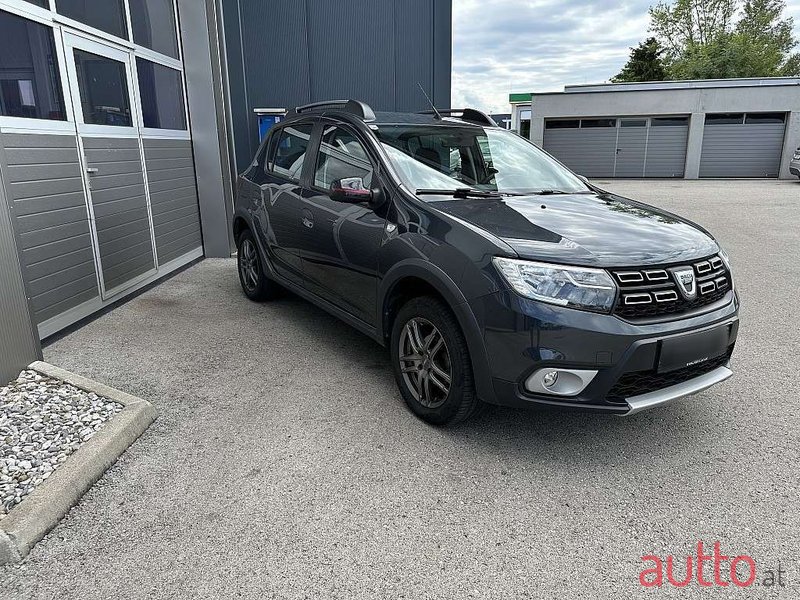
<box><xmin>612</xmin><ymin>38</ymin><xmax>668</xmax><ymax>82</ymax></box>
<box><xmin>642</xmin><ymin>0</ymin><xmax>800</xmax><ymax>79</ymax></box>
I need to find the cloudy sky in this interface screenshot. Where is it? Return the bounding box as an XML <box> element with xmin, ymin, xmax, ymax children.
<box><xmin>451</xmin><ymin>0</ymin><xmax>800</xmax><ymax>113</ymax></box>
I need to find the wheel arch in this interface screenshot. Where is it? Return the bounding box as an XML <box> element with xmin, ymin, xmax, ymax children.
<box><xmin>378</xmin><ymin>260</ymin><xmax>497</xmax><ymax>404</ymax></box>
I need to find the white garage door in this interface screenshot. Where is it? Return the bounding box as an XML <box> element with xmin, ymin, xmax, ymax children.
<box><xmin>543</xmin><ymin>116</ymin><xmax>689</xmax><ymax>178</ymax></box>
<box><xmin>699</xmin><ymin>113</ymin><xmax>787</xmax><ymax>178</ymax></box>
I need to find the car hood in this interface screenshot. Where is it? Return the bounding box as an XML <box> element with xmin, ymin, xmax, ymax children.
<box><xmin>431</xmin><ymin>192</ymin><xmax>719</xmax><ymax>267</ymax></box>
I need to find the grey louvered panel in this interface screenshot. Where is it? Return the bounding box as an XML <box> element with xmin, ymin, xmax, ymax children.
<box><xmin>24</xmin><ymin>236</ymin><xmax>95</xmax><ymax>271</ymax></box>
<box><xmin>27</xmin><ymin>260</ymin><xmax>97</xmax><ymax>298</ymax></box>
<box><xmin>6</xmin><ymin>162</ymin><xmax>82</xmax><ymax>183</ymax></box>
<box><xmin>614</xmin><ymin>126</ymin><xmax>647</xmax><ymax>177</ymax></box>
<box><xmin>18</xmin><ymin>220</ymin><xmax>91</xmax><ymax>250</ymax></box>
<box><xmin>25</xmin><ymin>246</ymin><xmax>95</xmax><ymax>281</ymax></box>
<box><xmin>29</xmin><ymin>273</ymin><xmax>98</xmax><ymax>321</ymax></box>
<box><xmin>700</xmin><ymin>122</ymin><xmax>785</xmax><ymax>177</ymax></box>
<box><xmin>103</xmin><ymin>253</ymin><xmax>156</xmax><ymax>291</ymax></box>
<box><xmin>645</xmin><ymin>126</ymin><xmax>688</xmax><ymax>177</ymax></box>
<box><xmin>15</xmin><ymin>206</ymin><xmax>89</xmax><ymax>234</ymax></box>
<box><xmin>143</xmin><ymin>138</ymin><xmax>202</xmax><ymax>266</ymax></box>
<box><xmin>84</xmin><ymin>137</ymin><xmax>154</xmax><ymax>290</ymax></box>
<box><xmin>12</xmin><ymin>191</ymin><xmax>86</xmax><ymax>216</ymax></box>
<box><xmin>544</xmin><ymin>127</ymin><xmax>618</xmax><ymax>177</ymax></box>
<box><xmin>157</xmin><ymin>228</ymin><xmax>202</xmax><ymax>265</ymax></box>
<box><xmin>1</xmin><ymin>133</ymin><xmax>99</xmax><ymax>324</ymax></box>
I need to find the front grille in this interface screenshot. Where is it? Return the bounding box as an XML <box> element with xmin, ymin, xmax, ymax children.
<box><xmin>611</xmin><ymin>255</ymin><xmax>731</xmax><ymax>320</ymax></box>
<box><xmin>606</xmin><ymin>346</ymin><xmax>733</xmax><ymax>403</ymax></box>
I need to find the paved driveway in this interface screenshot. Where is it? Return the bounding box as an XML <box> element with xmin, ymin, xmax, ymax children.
<box><xmin>2</xmin><ymin>179</ymin><xmax>799</xmax><ymax>598</ymax></box>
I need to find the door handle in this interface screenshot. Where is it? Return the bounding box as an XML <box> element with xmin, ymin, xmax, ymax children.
<box><xmin>86</xmin><ymin>167</ymin><xmax>99</xmax><ymax>175</ymax></box>
<box><xmin>302</xmin><ymin>217</ymin><xmax>314</xmax><ymax>229</ymax></box>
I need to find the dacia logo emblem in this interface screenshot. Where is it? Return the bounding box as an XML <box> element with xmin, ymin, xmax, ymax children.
<box><xmin>671</xmin><ymin>267</ymin><xmax>697</xmax><ymax>300</ymax></box>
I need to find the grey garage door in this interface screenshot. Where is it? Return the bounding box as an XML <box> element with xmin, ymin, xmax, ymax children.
<box><xmin>699</xmin><ymin>113</ymin><xmax>786</xmax><ymax>178</ymax></box>
<box><xmin>543</xmin><ymin>116</ymin><xmax>688</xmax><ymax>178</ymax></box>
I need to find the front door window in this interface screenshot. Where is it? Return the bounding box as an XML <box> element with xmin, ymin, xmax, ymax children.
<box><xmin>314</xmin><ymin>126</ymin><xmax>374</xmax><ymax>191</ymax></box>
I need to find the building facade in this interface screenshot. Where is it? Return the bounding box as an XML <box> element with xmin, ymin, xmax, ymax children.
<box><xmin>510</xmin><ymin>78</ymin><xmax>800</xmax><ymax>180</ymax></box>
<box><xmin>0</xmin><ymin>0</ymin><xmax>451</xmax><ymax>382</ymax></box>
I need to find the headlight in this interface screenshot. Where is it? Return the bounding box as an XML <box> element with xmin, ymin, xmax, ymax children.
<box><xmin>493</xmin><ymin>257</ymin><xmax>617</xmax><ymax>313</ymax></box>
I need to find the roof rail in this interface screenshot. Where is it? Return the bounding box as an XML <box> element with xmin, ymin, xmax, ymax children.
<box><xmin>418</xmin><ymin>108</ymin><xmax>497</xmax><ymax>127</ymax></box>
<box><xmin>288</xmin><ymin>100</ymin><xmax>376</xmax><ymax>122</ymax></box>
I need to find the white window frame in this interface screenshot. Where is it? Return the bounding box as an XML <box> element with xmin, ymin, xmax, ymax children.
<box><xmin>62</xmin><ymin>32</ymin><xmax>140</xmax><ymax>139</ymax></box>
<box><xmin>0</xmin><ymin>0</ymin><xmax>188</xmax><ymax>139</ymax></box>
<box><xmin>0</xmin><ymin>1</ymin><xmax>74</xmax><ymax>133</ymax></box>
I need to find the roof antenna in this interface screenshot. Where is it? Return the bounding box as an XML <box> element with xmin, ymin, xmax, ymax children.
<box><xmin>417</xmin><ymin>82</ymin><xmax>442</xmax><ymax>120</ymax></box>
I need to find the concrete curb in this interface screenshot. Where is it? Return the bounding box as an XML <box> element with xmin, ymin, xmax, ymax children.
<box><xmin>0</xmin><ymin>361</ymin><xmax>157</xmax><ymax>565</ymax></box>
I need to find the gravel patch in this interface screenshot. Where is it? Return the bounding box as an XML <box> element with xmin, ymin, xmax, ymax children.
<box><xmin>0</xmin><ymin>370</ymin><xmax>123</xmax><ymax>518</ymax></box>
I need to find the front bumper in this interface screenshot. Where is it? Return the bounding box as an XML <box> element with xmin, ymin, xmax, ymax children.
<box><xmin>470</xmin><ymin>289</ymin><xmax>739</xmax><ymax>415</ymax></box>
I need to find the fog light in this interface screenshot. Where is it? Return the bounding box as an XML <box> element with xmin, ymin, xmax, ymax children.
<box><xmin>542</xmin><ymin>370</ymin><xmax>559</xmax><ymax>388</ymax></box>
<box><xmin>525</xmin><ymin>368</ymin><xmax>598</xmax><ymax>397</ymax></box>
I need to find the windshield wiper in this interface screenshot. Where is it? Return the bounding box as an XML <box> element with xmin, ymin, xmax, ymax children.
<box><xmin>415</xmin><ymin>188</ymin><xmax>502</xmax><ymax>199</ymax></box>
<box><xmin>531</xmin><ymin>189</ymin><xmax>570</xmax><ymax>195</ymax></box>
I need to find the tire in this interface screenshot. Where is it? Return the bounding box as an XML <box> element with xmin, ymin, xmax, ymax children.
<box><xmin>390</xmin><ymin>296</ymin><xmax>482</xmax><ymax>426</ymax></box>
<box><xmin>237</xmin><ymin>229</ymin><xmax>280</xmax><ymax>301</ymax></box>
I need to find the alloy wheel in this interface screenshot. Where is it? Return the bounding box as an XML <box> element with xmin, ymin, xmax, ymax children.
<box><xmin>239</xmin><ymin>238</ymin><xmax>259</xmax><ymax>292</ymax></box>
<box><xmin>398</xmin><ymin>317</ymin><xmax>452</xmax><ymax>408</ymax></box>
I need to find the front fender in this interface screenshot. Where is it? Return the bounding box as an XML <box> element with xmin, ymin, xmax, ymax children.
<box><xmin>378</xmin><ymin>259</ymin><xmax>497</xmax><ymax>405</ymax></box>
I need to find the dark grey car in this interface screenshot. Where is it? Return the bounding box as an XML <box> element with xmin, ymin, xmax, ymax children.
<box><xmin>232</xmin><ymin>100</ymin><xmax>739</xmax><ymax>426</ymax></box>
<box><xmin>790</xmin><ymin>146</ymin><xmax>800</xmax><ymax>179</ymax></box>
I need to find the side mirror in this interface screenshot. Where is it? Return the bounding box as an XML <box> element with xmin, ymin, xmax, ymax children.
<box><xmin>330</xmin><ymin>177</ymin><xmax>372</xmax><ymax>203</ymax></box>
<box><xmin>330</xmin><ymin>177</ymin><xmax>387</xmax><ymax>209</ymax></box>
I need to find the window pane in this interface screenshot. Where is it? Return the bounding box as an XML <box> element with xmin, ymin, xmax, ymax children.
<box><xmin>129</xmin><ymin>0</ymin><xmax>179</xmax><ymax>58</ymax></box>
<box><xmin>620</xmin><ymin>119</ymin><xmax>647</xmax><ymax>127</ymax></box>
<box><xmin>73</xmin><ymin>49</ymin><xmax>132</xmax><ymax>126</ymax></box>
<box><xmin>745</xmin><ymin>112</ymin><xmax>785</xmax><ymax>124</ymax></box>
<box><xmin>136</xmin><ymin>58</ymin><xmax>185</xmax><ymax>129</ymax></box>
<box><xmin>270</xmin><ymin>124</ymin><xmax>313</xmax><ymax>182</ymax></box>
<box><xmin>0</xmin><ymin>10</ymin><xmax>66</xmax><ymax>121</ymax></box>
<box><xmin>22</xmin><ymin>0</ymin><xmax>49</xmax><ymax>7</ymax></box>
<box><xmin>651</xmin><ymin>117</ymin><xmax>689</xmax><ymax>127</ymax></box>
<box><xmin>314</xmin><ymin>126</ymin><xmax>374</xmax><ymax>190</ymax></box>
<box><xmin>581</xmin><ymin>119</ymin><xmax>616</xmax><ymax>128</ymax></box>
<box><xmin>706</xmin><ymin>113</ymin><xmax>744</xmax><ymax>125</ymax></box>
<box><xmin>57</xmin><ymin>0</ymin><xmax>128</xmax><ymax>39</ymax></box>
<box><xmin>545</xmin><ymin>119</ymin><xmax>579</xmax><ymax>129</ymax></box>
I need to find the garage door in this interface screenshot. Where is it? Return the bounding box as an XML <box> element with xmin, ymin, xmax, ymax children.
<box><xmin>543</xmin><ymin>116</ymin><xmax>688</xmax><ymax>178</ymax></box>
<box><xmin>543</xmin><ymin>118</ymin><xmax>617</xmax><ymax>177</ymax></box>
<box><xmin>699</xmin><ymin>113</ymin><xmax>786</xmax><ymax>178</ymax></box>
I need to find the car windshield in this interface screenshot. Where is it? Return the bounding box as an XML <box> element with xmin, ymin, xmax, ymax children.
<box><xmin>375</xmin><ymin>124</ymin><xmax>590</xmax><ymax>195</ymax></box>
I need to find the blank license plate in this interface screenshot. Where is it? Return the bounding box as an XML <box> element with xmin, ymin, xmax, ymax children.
<box><xmin>658</xmin><ymin>326</ymin><xmax>730</xmax><ymax>373</ymax></box>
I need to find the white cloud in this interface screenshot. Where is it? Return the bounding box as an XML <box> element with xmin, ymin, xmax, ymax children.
<box><xmin>452</xmin><ymin>0</ymin><xmax>800</xmax><ymax>113</ymax></box>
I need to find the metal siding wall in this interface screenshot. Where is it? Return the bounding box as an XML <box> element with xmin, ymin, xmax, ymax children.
<box><xmin>0</xmin><ymin>133</ymin><xmax>100</xmax><ymax>324</ymax></box>
<box><xmin>543</xmin><ymin>128</ymin><xmax>618</xmax><ymax>177</ymax></box>
<box><xmin>83</xmin><ymin>137</ymin><xmax>155</xmax><ymax>291</ymax></box>
<box><xmin>645</xmin><ymin>126</ymin><xmax>688</xmax><ymax>177</ymax></box>
<box><xmin>226</xmin><ymin>0</ymin><xmax>451</xmax><ymax>172</ymax></box>
<box><xmin>700</xmin><ymin>122</ymin><xmax>786</xmax><ymax>177</ymax></box>
<box><xmin>143</xmin><ymin>138</ymin><xmax>203</xmax><ymax>265</ymax></box>
<box><xmin>0</xmin><ymin>148</ymin><xmax>41</xmax><ymax>383</ymax></box>
<box><xmin>393</xmin><ymin>0</ymin><xmax>432</xmax><ymax>111</ymax></box>
<box><xmin>432</xmin><ymin>0</ymin><xmax>452</xmax><ymax>108</ymax></box>
<box><xmin>306</xmin><ymin>0</ymin><xmax>396</xmax><ymax>108</ymax></box>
